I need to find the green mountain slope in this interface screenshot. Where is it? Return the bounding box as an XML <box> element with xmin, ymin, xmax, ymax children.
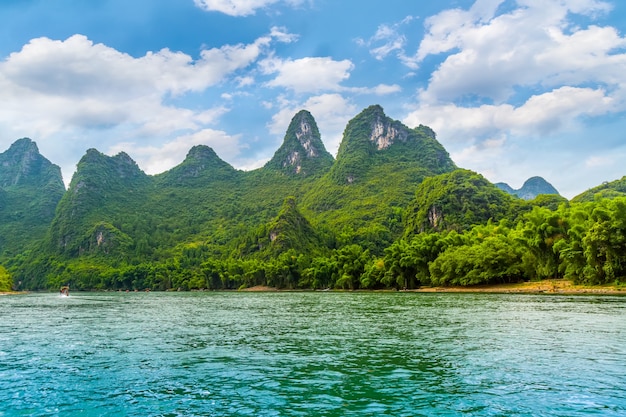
<box><xmin>301</xmin><ymin>105</ymin><xmax>456</xmax><ymax>251</ymax></box>
<box><xmin>47</xmin><ymin>149</ymin><xmax>151</xmax><ymax>258</ymax></box>
<box><xmin>572</xmin><ymin>176</ymin><xmax>626</xmax><ymax>202</ymax></box>
<box><xmin>10</xmin><ymin>104</ymin><xmax>624</xmax><ymax>291</ymax></box>
<box><xmin>404</xmin><ymin>169</ymin><xmax>515</xmax><ymax>235</ymax></box>
<box><xmin>0</xmin><ymin>138</ymin><xmax>65</xmax><ymax>258</ymax></box>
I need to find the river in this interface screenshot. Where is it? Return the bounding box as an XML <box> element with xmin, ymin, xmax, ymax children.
<box><xmin>1</xmin><ymin>291</ymin><xmax>625</xmax><ymax>416</ymax></box>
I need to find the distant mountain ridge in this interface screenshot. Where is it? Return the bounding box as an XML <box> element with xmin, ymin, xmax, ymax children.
<box><xmin>495</xmin><ymin>176</ymin><xmax>559</xmax><ymax>200</ymax></box>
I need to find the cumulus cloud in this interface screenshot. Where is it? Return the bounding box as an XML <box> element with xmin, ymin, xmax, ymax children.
<box><xmin>413</xmin><ymin>0</ymin><xmax>622</xmax><ymax>103</ymax></box>
<box><xmin>356</xmin><ymin>16</ymin><xmax>418</xmax><ymax>69</ymax></box>
<box><xmin>107</xmin><ymin>129</ymin><xmax>243</xmax><ymax>175</ymax></box>
<box><xmin>193</xmin><ymin>0</ymin><xmax>307</xmax><ymax>16</ymax></box>
<box><xmin>0</xmin><ymin>28</ymin><xmax>296</xmax><ymax>181</ymax></box>
<box><xmin>405</xmin><ymin>86</ymin><xmax>614</xmax><ymax>141</ymax></box>
<box><xmin>400</xmin><ymin>0</ymin><xmax>626</xmax><ymax>193</ymax></box>
<box><xmin>261</xmin><ymin>56</ymin><xmax>354</xmax><ymax>93</ymax></box>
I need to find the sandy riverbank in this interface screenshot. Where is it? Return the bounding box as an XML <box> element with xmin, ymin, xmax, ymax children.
<box><xmin>240</xmin><ymin>280</ymin><xmax>626</xmax><ymax>295</ymax></box>
<box><xmin>412</xmin><ymin>279</ymin><xmax>626</xmax><ymax>294</ymax></box>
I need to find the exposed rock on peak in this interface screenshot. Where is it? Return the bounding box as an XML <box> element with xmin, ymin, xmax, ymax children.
<box><xmin>264</xmin><ymin>110</ymin><xmax>334</xmax><ymax>177</ymax></box>
<box><xmin>368</xmin><ymin>106</ymin><xmax>409</xmax><ymax>150</ymax></box>
<box><xmin>331</xmin><ymin>105</ymin><xmax>455</xmax><ymax>184</ymax></box>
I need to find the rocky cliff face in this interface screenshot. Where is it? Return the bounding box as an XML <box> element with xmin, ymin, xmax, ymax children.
<box><xmin>264</xmin><ymin>110</ymin><xmax>334</xmax><ymax>177</ymax></box>
<box><xmin>331</xmin><ymin>105</ymin><xmax>456</xmax><ymax>184</ymax></box>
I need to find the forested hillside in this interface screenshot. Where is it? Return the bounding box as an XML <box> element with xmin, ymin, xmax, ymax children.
<box><xmin>0</xmin><ymin>139</ymin><xmax>65</xmax><ymax>258</ymax></box>
<box><xmin>1</xmin><ymin>105</ymin><xmax>624</xmax><ymax>291</ymax></box>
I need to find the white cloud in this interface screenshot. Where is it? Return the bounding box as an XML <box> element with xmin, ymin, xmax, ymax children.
<box><xmin>405</xmin><ymin>86</ymin><xmax>613</xmax><ymax>142</ymax></box>
<box><xmin>107</xmin><ymin>129</ymin><xmax>243</xmax><ymax>175</ymax></box>
<box><xmin>348</xmin><ymin>84</ymin><xmax>402</xmax><ymax>95</ymax></box>
<box><xmin>585</xmin><ymin>155</ymin><xmax>615</xmax><ymax>168</ymax></box>
<box><xmin>268</xmin><ymin>94</ymin><xmax>357</xmax><ymax>155</ymax></box>
<box><xmin>413</xmin><ymin>0</ymin><xmax>622</xmax><ymax>104</ymax></box>
<box><xmin>193</xmin><ymin>0</ymin><xmax>308</xmax><ymax>16</ymax></box>
<box><xmin>357</xmin><ymin>16</ymin><xmax>418</xmax><ymax>69</ymax></box>
<box><xmin>0</xmin><ymin>29</ymin><xmax>295</xmax><ymax>174</ymax></box>
<box><xmin>261</xmin><ymin>56</ymin><xmax>354</xmax><ymax>93</ymax></box>
<box><xmin>449</xmin><ymin>135</ymin><xmax>507</xmax><ymax>179</ymax></box>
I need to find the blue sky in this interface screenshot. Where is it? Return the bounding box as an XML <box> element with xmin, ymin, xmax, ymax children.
<box><xmin>1</xmin><ymin>0</ymin><xmax>625</xmax><ymax>198</ymax></box>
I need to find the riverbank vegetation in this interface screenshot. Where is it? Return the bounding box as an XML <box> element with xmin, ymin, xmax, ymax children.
<box><xmin>12</xmin><ymin>195</ymin><xmax>626</xmax><ymax>292</ymax></box>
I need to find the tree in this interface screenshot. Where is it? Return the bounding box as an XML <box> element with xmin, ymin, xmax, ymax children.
<box><xmin>0</xmin><ymin>265</ymin><xmax>12</xmax><ymax>292</ymax></box>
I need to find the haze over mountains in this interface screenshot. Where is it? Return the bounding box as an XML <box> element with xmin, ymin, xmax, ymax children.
<box><xmin>495</xmin><ymin>177</ymin><xmax>560</xmax><ymax>200</ymax></box>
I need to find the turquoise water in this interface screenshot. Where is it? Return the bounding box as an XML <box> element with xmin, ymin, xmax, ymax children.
<box><xmin>1</xmin><ymin>292</ymin><xmax>625</xmax><ymax>416</ymax></box>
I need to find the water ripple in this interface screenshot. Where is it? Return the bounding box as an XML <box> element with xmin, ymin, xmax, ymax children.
<box><xmin>1</xmin><ymin>292</ymin><xmax>625</xmax><ymax>416</ymax></box>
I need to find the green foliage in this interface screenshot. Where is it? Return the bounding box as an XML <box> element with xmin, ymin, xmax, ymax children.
<box><xmin>0</xmin><ymin>138</ymin><xmax>65</xmax><ymax>259</ymax></box>
<box><xmin>572</xmin><ymin>176</ymin><xmax>626</xmax><ymax>203</ymax></box>
<box><xmin>0</xmin><ymin>265</ymin><xmax>12</xmax><ymax>292</ymax></box>
<box><xmin>429</xmin><ymin>222</ymin><xmax>525</xmax><ymax>286</ymax></box>
<box><xmin>404</xmin><ymin>169</ymin><xmax>514</xmax><ymax>235</ymax></box>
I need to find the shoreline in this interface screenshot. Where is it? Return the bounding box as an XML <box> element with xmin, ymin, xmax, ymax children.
<box><xmin>242</xmin><ymin>280</ymin><xmax>626</xmax><ymax>295</ymax></box>
<box><xmin>410</xmin><ymin>279</ymin><xmax>626</xmax><ymax>295</ymax></box>
<box><xmin>4</xmin><ymin>280</ymin><xmax>625</xmax><ymax>295</ymax></box>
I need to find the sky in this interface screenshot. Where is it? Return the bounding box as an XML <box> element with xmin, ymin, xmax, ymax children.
<box><xmin>0</xmin><ymin>0</ymin><xmax>625</xmax><ymax>198</ymax></box>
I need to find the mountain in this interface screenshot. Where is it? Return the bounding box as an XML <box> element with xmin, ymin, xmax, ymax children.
<box><xmin>0</xmin><ymin>138</ymin><xmax>65</xmax><ymax>257</ymax></box>
<box><xmin>329</xmin><ymin>105</ymin><xmax>455</xmax><ymax>184</ymax></box>
<box><xmin>404</xmin><ymin>169</ymin><xmax>515</xmax><ymax>235</ymax></box>
<box><xmin>301</xmin><ymin>105</ymin><xmax>457</xmax><ymax>250</ymax></box>
<box><xmin>8</xmin><ymin>105</ymin><xmax>459</xmax><ymax>289</ymax></box>
<box><xmin>264</xmin><ymin>110</ymin><xmax>334</xmax><ymax>177</ymax></box>
<box><xmin>158</xmin><ymin>145</ymin><xmax>239</xmax><ymax>186</ymax></box>
<box><xmin>238</xmin><ymin>196</ymin><xmax>325</xmax><ymax>258</ymax></box>
<box><xmin>495</xmin><ymin>176</ymin><xmax>559</xmax><ymax>200</ymax></box>
<box><xmin>571</xmin><ymin>176</ymin><xmax>626</xmax><ymax>203</ymax></box>
<box><xmin>47</xmin><ymin>149</ymin><xmax>151</xmax><ymax>257</ymax></box>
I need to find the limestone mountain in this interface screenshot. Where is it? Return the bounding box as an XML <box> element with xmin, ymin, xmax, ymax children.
<box><xmin>330</xmin><ymin>105</ymin><xmax>455</xmax><ymax>184</ymax></box>
<box><xmin>238</xmin><ymin>196</ymin><xmax>324</xmax><ymax>258</ymax></box>
<box><xmin>264</xmin><ymin>110</ymin><xmax>334</xmax><ymax>177</ymax></box>
<box><xmin>48</xmin><ymin>149</ymin><xmax>151</xmax><ymax>257</ymax></box>
<box><xmin>5</xmin><ymin>104</ymin><xmax>568</xmax><ymax>290</ymax></box>
<box><xmin>495</xmin><ymin>176</ymin><xmax>559</xmax><ymax>200</ymax></box>
<box><xmin>0</xmin><ymin>138</ymin><xmax>65</xmax><ymax>257</ymax></box>
<box><xmin>301</xmin><ymin>105</ymin><xmax>457</xmax><ymax>250</ymax></box>
<box><xmin>404</xmin><ymin>169</ymin><xmax>515</xmax><ymax>235</ymax></box>
<box><xmin>156</xmin><ymin>145</ymin><xmax>239</xmax><ymax>186</ymax></box>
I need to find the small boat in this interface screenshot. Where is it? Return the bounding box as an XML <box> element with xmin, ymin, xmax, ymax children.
<box><xmin>60</xmin><ymin>286</ymin><xmax>70</xmax><ymax>296</ymax></box>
